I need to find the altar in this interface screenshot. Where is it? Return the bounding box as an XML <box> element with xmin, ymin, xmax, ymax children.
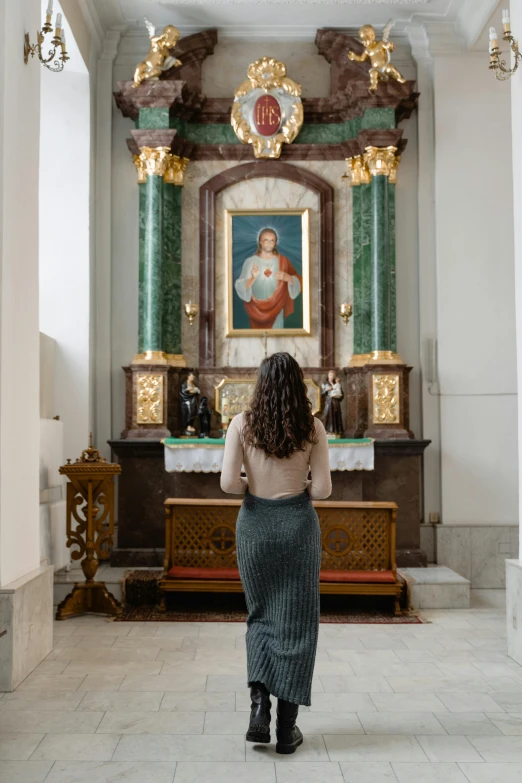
<box><xmin>108</xmin><ymin>24</ymin><xmax>430</xmax><ymax>572</ymax></box>
<box><xmin>163</xmin><ymin>437</ymin><xmax>375</xmax><ymax>473</ymax></box>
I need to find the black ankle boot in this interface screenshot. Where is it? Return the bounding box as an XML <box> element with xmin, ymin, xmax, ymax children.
<box><xmin>246</xmin><ymin>681</ymin><xmax>271</xmax><ymax>743</ymax></box>
<box><xmin>276</xmin><ymin>698</ymin><xmax>303</xmax><ymax>754</ymax></box>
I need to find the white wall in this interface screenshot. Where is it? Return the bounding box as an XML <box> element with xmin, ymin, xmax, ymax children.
<box><xmin>434</xmin><ymin>54</ymin><xmax>517</xmax><ymax>525</ymax></box>
<box><xmin>39</xmin><ymin>66</ymin><xmax>90</xmax><ymax>463</ymax></box>
<box><xmin>511</xmin><ymin>2</ymin><xmax>522</xmax><ymax>556</ymax></box>
<box><xmin>0</xmin><ymin>0</ymin><xmax>42</xmax><ymax>586</ymax></box>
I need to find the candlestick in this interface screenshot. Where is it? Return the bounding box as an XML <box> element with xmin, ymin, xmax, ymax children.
<box><xmin>489</xmin><ymin>26</ymin><xmax>498</xmax><ymax>50</ymax></box>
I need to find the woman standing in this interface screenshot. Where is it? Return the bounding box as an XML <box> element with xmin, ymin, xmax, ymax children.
<box><xmin>221</xmin><ymin>353</ymin><xmax>331</xmax><ymax>754</ymax></box>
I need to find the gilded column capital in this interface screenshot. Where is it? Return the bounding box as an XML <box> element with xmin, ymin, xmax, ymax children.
<box><xmin>388</xmin><ymin>154</ymin><xmax>401</xmax><ymax>185</ymax></box>
<box><xmin>137</xmin><ymin>146</ymin><xmax>171</xmax><ymax>179</ymax></box>
<box><xmin>133</xmin><ymin>154</ymin><xmax>147</xmax><ymax>184</ymax></box>
<box><xmin>163</xmin><ymin>155</ymin><xmax>190</xmax><ymax>186</ymax></box>
<box><xmin>363</xmin><ymin>146</ymin><xmax>399</xmax><ymax>179</ymax></box>
<box><xmin>345</xmin><ymin>155</ymin><xmax>371</xmax><ymax>186</ymax></box>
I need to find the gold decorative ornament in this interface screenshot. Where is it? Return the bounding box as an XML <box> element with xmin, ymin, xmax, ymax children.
<box><xmin>368</xmin><ymin>350</ymin><xmax>404</xmax><ymax>365</ymax></box>
<box><xmin>339</xmin><ymin>303</ymin><xmax>353</xmax><ymax>325</ymax></box>
<box><xmin>348</xmin><ymin>354</ymin><xmax>371</xmax><ymax>367</ymax></box>
<box><xmin>166</xmin><ymin>354</ymin><xmax>187</xmax><ymax>367</ymax></box>
<box><xmin>133</xmin><ymin>154</ymin><xmax>147</xmax><ymax>184</ymax></box>
<box><xmin>24</xmin><ymin>2</ymin><xmax>69</xmax><ymax>72</ymax></box>
<box><xmin>132</xmin><ymin>350</ymin><xmax>167</xmax><ymax>365</ymax></box>
<box><xmin>345</xmin><ymin>156</ymin><xmax>371</xmax><ymax>186</ymax></box>
<box><xmin>348</xmin><ymin>22</ymin><xmax>406</xmax><ymax>93</ymax></box>
<box><xmin>231</xmin><ymin>56</ymin><xmax>304</xmax><ymax>159</ymax></box>
<box><xmin>136</xmin><ymin>374</ymin><xmax>164</xmax><ymax>424</ymax></box>
<box><xmin>388</xmin><ymin>154</ymin><xmax>401</xmax><ymax>184</ymax></box>
<box><xmin>164</xmin><ymin>155</ymin><xmax>190</xmax><ymax>185</ymax></box>
<box><xmin>184</xmin><ymin>301</ymin><xmax>199</xmax><ymax>325</ymax></box>
<box><xmin>372</xmin><ymin>374</ymin><xmax>401</xmax><ymax>425</ymax></box>
<box><xmin>214</xmin><ymin>377</ymin><xmax>321</xmax><ymax>416</ymax></box>
<box><xmin>489</xmin><ymin>11</ymin><xmax>521</xmax><ymax>80</ymax></box>
<box><xmin>133</xmin><ymin>19</ymin><xmax>181</xmax><ymax>88</ymax></box>
<box><xmin>137</xmin><ymin>146</ymin><xmax>171</xmax><ymax>178</ymax></box>
<box><xmin>55</xmin><ymin>435</ymin><xmax>122</xmax><ymax>620</ymax></box>
<box><xmin>364</xmin><ymin>146</ymin><xmax>399</xmax><ymax>178</ymax></box>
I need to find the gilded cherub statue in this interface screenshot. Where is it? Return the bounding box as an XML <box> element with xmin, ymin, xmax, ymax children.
<box><xmin>348</xmin><ymin>22</ymin><xmax>406</xmax><ymax>93</ymax></box>
<box><xmin>133</xmin><ymin>19</ymin><xmax>181</xmax><ymax>88</ymax></box>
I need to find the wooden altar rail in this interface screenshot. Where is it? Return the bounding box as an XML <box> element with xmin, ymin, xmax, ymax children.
<box><xmin>160</xmin><ymin>499</ymin><xmax>403</xmax><ymax>614</ymax></box>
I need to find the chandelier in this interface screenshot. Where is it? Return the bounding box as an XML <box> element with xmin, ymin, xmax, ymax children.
<box><xmin>489</xmin><ymin>9</ymin><xmax>521</xmax><ymax>81</ymax></box>
<box><xmin>24</xmin><ymin>0</ymin><xmax>69</xmax><ymax>72</ymax></box>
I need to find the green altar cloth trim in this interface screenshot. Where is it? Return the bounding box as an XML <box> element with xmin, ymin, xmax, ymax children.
<box><xmin>328</xmin><ymin>438</ymin><xmax>374</xmax><ymax>447</ymax></box>
<box><xmin>162</xmin><ymin>437</ymin><xmax>373</xmax><ymax>449</ymax></box>
<box><xmin>163</xmin><ymin>438</ymin><xmax>226</xmax><ymax>448</ymax></box>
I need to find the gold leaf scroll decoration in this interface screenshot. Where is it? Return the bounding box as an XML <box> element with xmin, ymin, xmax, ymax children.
<box><xmin>137</xmin><ymin>374</ymin><xmax>164</xmax><ymax>424</ymax></box>
<box><xmin>372</xmin><ymin>374</ymin><xmax>400</xmax><ymax>425</ymax></box>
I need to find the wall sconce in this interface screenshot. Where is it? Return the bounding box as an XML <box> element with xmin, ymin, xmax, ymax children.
<box><xmin>24</xmin><ymin>0</ymin><xmax>69</xmax><ymax>72</ymax></box>
<box><xmin>339</xmin><ymin>303</ymin><xmax>353</xmax><ymax>325</ymax></box>
<box><xmin>184</xmin><ymin>301</ymin><xmax>199</xmax><ymax>326</ymax></box>
<box><xmin>489</xmin><ymin>9</ymin><xmax>521</xmax><ymax>80</ymax></box>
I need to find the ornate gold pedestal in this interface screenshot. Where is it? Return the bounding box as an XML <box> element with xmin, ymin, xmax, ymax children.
<box><xmin>56</xmin><ymin>437</ymin><xmax>123</xmax><ymax>621</ymax></box>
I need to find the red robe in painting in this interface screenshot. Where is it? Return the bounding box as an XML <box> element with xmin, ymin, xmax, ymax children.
<box><xmin>244</xmin><ymin>254</ymin><xmax>302</xmax><ymax>330</ymax></box>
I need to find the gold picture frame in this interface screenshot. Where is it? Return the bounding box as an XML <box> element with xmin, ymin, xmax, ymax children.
<box><xmin>215</xmin><ymin>377</ymin><xmax>321</xmax><ymax>416</ymax></box>
<box><xmin>226</xmin><ymin>208</ymin><xmax>311</xmax><ymax>337</ymax></box>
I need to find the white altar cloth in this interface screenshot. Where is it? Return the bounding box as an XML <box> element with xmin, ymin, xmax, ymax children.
<box><xmin>163</xmin><ymin>438</ymin><xmax>374</xmax><ymax>473</ymax></box>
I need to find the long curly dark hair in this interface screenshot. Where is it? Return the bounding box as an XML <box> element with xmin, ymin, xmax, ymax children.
<box><xmin>243</xmin><ymin>352</ymin><xmax>317</xmax><ymax>458</ymax></box>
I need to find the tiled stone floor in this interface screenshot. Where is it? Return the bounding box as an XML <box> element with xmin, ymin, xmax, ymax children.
<box><xmin>0</xmin><ymin>589</ymin><xmax>520</xmax><ymax>782</ymax></box>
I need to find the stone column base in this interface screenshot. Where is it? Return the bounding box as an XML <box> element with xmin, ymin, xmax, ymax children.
<box><xmin>364</xmin><ymin>363</ymin><xmax>414</xmax><ymax>439</ymax></box>
<box><xmin>0</xmin><ymin>566</ymin><xmax>53</xmax><ymax>691</ymax></box>
<box><xmin>344</xmin><ymin>363</ymin><xmax>414</xmax><ymax>439</ymax></box>
<box><xmin>121</xmin><ymin>365</ymin><xmax>189</xmax><ymax>438</ymax></box>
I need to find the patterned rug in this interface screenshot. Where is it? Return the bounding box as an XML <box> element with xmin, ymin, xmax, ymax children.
<box><xmin>118</xmin><ymin>570</ymin><xmax>425</xmax><ymax>624</ymax></box>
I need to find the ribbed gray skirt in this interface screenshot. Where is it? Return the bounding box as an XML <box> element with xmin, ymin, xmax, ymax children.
<box><xmin>236</xmin><ymin>490</ymin><xmax>321</xmax><ymax>706</ymax></box>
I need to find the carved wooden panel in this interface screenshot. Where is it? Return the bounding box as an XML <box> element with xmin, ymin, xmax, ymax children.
<box><xmin>167</xmin><ymin>503</ymin><xmax>394</xmax><ymax>572</ymax></box>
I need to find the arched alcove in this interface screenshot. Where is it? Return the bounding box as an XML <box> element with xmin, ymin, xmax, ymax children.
<box><xmin>199</xmin><ymin>160</ymin><xmax>335</xmax><ymax>367</ymax></box>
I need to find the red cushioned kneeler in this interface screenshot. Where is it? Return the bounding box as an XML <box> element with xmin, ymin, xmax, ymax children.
<box><xmin>167</xmin><ymin>565</ymin><xmax>395</xmax><ymax>584</ymax></box>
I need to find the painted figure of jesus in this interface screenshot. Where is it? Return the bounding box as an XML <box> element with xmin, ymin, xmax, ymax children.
<box><xmin>234</xmin><ymin>228</ymin><xmax>302</xmax><ymax>330</ymax></box>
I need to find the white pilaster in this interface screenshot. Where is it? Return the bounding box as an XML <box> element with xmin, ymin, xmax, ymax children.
<box><xmin>507</xmin><ymin>0</ymin><xmax>522</xmax><ymax>664</ymax></box>
<box><xmin>94</xmin><ymin>30</ymin><xmax>121</xmax><ymax>459</ymax></box>
<box><xmin>408</xmin><ymin>24</ymin><xmax>442</xmax><ymax>524</ymax></box>
<box><xmin>0</xmin><ymin>0</ymin><xmax>53</xmax><ymax>688</ymax></box>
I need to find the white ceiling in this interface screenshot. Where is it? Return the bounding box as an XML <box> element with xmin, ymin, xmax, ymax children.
<box><xmin>88</xmin><ymin>0</ymin><xmax>500</xmax><ymax>49</ymax></box>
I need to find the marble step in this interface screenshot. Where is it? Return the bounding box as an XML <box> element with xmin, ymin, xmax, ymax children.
<box><xmin>398</xmin><ymin>565</ymin><xmax>470</xmax><ymax>609</ymax></box>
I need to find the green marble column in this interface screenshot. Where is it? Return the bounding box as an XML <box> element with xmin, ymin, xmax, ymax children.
<box><xmin>352</xmin><ymin>182</ymin><xmax>372</xmax><ymax>356</ymax></box>
<box><xmin>389</xmin><ymin>183</ymin><xmax>397</xmax><ymax>354</ymax></box>
<box><xmin>162</xmin><ymin>183</ymin><xmax>183</xmax><ymax>357</ymax></box>
<box><xmin>138</xmin><ymin>164</ymin><xmax>165</xmax><ymax>356</ymax></box>
<box><xmin>370</xmin><ymin>174</ymin><xmax>391</xmax><ymax>353</ymax></box>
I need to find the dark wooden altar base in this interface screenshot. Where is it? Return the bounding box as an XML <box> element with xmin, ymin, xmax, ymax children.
<box><xmin>108</xmin><ymin>438</ymin><xmax>430</xmax><ymax>568</ymax></box>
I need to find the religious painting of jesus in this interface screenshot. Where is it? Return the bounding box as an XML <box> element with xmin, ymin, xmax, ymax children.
<box><xmin>226</xmin><ymin>209</ymin><xmax>311</xmax><ymax>336</ymax></box>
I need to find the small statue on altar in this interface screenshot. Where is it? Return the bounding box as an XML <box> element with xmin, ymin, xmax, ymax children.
<box><xmin>133</xmin><ymin>19</ymin><xmax>181</xmax><ymax>88</ymax></box>
<box><xmin>347</xmin><ymin>22</ymin><xmax>406</xmax><ymax>93</ymax></box>
<box><xmin>321</xmin><ymin>370</ymin><xmax>344</xmax><ymax>437</ymax></box>
<box><xmin>180</xmin><ymin>373</ymin><xmax>200</xmax><ymax>435</ymax></box>
<box><xmin>197</xmin><ymin>397</ymin><xmax>214</xmax><ymax>438</ymax></box>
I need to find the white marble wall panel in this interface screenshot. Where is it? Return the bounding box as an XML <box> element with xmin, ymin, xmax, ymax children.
<box><xmin>202</xmin><ymin>41</ymin><xmax>331</xmax><ymax>99</ymax></box>
<box><xmin>181</xmin><ymin>160</ymin><xmax>352</xmax><ymax>369</ymax></box>
<box><xmin>39</xmin><ymin>419</ymin><xmax>67</xmax><ymax>570</ymax></box>
<box><xmin>0</xmin><ymin>566</ymin><xmax>54</xmax><ymax>692</ymax></box>
<box><xmin>507</xmin><ymin>560</ymin><xmax>522</xmax><ymax>666</ymax></box>
<box><xmin>440</xmin><ymin>394</ymin><xmax>518</xmax><ymax>526</ymax></box>
<box><xmin>436</xmin><ymin>524</ymin><xmax>519</xmax><ymax>588</ymax></box>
